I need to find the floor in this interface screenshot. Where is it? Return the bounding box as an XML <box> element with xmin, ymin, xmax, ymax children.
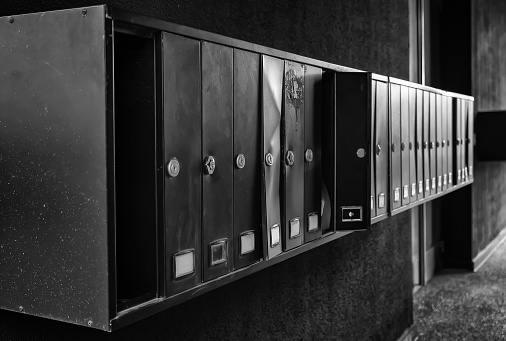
<box><xmin>413</xmin><ymin>240</ymin><xmax>506</xmax><ymax>340</ymax></box>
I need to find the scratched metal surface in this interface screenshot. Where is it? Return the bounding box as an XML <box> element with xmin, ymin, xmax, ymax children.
<box><xmin>0</xmin><ymin>7</ymin><xmax>110</xmax><ymax>330</ymax></box>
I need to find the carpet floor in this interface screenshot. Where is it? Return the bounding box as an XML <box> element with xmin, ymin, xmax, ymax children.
<box><xmin>413</xmin><ymin>240</ymin><xmax>506</xmax><ymax>340</ymax></box>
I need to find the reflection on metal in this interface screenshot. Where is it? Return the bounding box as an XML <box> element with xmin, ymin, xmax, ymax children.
<box><xmin>204</xmin><ymin>155</ymin><xmax>216</xmax><ymax>175</ymax></box>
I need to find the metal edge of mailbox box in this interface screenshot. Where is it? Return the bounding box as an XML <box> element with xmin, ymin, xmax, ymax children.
<box><xmin>334</xmin><ymin>72</ymin><xmax>373</xmax><ymax>231</ymax></box>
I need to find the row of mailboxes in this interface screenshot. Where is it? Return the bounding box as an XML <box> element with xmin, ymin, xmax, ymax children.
<box><xmin>364</xmin><ymin>76</ymin><xmax>474</xmax><ymax>221</ymax></box>
<box><xmin>0</xmin><ymin>6</ymin><xmax>473</xmax><ymax>331</ymax></box>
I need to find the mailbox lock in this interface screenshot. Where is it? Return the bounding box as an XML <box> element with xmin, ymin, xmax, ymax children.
<box><xmin>436</xmin><ymin>141</ymin><xmax>440</xmax><ymax>148</ymax></box>
<box><xmin>391</xmin><ymin>143</ymin><xmax>396</xmax><ymax>152</ymax></box>
<box><xmin>265</xmin><ymin>153</ymin><xmax>274</xmax><ymax>166</ymax></box>
<box><xmin>356</xmin><ymin>148</ymin><xmax>366</xmax><ymax>158</ymax></box>
<box><xmin>305</xmin><ymin>149</ymin><xmax>314</xmax><ymax>163</ymax></box>
<box><xmin>204</xmin><ymin>156</ymin><xmax>216</xmax><ymax>175</ymax></box>
<box><xmin>286</xmin><ymin>150</ymin><xmax>295</xmax><ymax>166</ymax></box>
<box><xmin>447</xmin><ymin>140</ymin><xmax>450</xmax><ymax>147</ymax></box>
<box><xmin>167</xmin><ymin>158</ymin><xmax>180</xmax><ymax>177</ymax></box>
<box><xmin>401</xmin><ymin>142</ymin><xmax>405</xmax><ymax>151</ymax></box>
<box><xmin>236</xmin><ymin>154</ymin><xmax>246</xmax><ymax>169</ymax></box>
<box><xmin>376</xmin><ymin>144</ymin><xmax>381</xmax><ymax>156</ymax></box>
<box><xmin>442</xmin><ymin>140</ymin><xmax>446</xmax><ymax>147</ymax></box>
<box><xmin>430</xmin><ymin>142</ymin><xmax>435</xmax><ymax>149</ymax></box>
<box><xmin>409</xmin><ymin>142</ymin><xmax>413</xmax><ymax>150</ymax></box>
<box><xmin>416</xmin><ymin>141</ymin><xmax>420</xmax><ymax>150</ymax></box>
<box><xmin>423</xmin><ymin>141</ymin><xmax>428</xmax><ymax>149</ymax></box>
<box><xmin>456</xmin><ymin>138</ymin><xmax>460</xmax><ymax>145</ymax></box>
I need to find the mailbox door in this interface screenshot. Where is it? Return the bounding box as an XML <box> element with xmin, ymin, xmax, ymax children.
<box><xmin>468</xmin><ymin>100</ymin><xmax>474</xmax><ymax>180</ymax></box>
<box><xmin>281</xmin><ymin>61</ymin><xmax>304</xmax><ymax>250</ymax></box>
<box><xmin>416</xmin><ymin>89</ymin><xmax>424</xmax><ymax>200</ymax></box>
<box><xmin>261</xmin><ymin>55</ymin><xmax>283</xmax><ymax>259</ymax></box>
<box><xmin>454</xmin><ymin>98</ymin><xmax>462</xmax><ymax>185</ymax></box>
<box><xmin>442</xmin><ymin>95</ymin><xmax>448</xmax><ymax>191</ymax></box>
<box><xmin>436</xmin><ymin>94</ymin><xmax>443</xmax><ymax>193</ymax></box>
<box><xmin>423</xmin><ymin>91</ymin><xmax>431</xmax><ymax>196</ymax></box>
<box><xmin>233</xmin><ymin>49</ymin><xmax>262</xmax><ymax>269</ymax></box>
<box><xmin>163</xmin><ymin>33</ymin><xmax>202</xmax><ymax>294</ymax></box>
<box><xmin>375</xmin><ymin>80</ymin><xmax>389</xmax><ymax>216</ymax></box>
<box><xmin>408</xmin><ymin>87</ymin><xmax>417</xmax><ymax>202</ymax></box>
<box><xmin>390</xmin><ymin>83</ymin><xmax>402</xmax><ymax>210</ymax></box>
<box><xmin>462</xmin><ymin>100</ymin><xmax>469</xmax><ymax>182</ymax></box>
<box><xmin>447</xmin><ymin>97</ymin><xmax>453</xmax><ymax>187</ymax></box>
<box><xmin>429</xmin><ymin>92</ymin><xmax>437</xmax><ymax>195</ymax></box>
<box><xmin>304</xmin><ymin>65</ymin><xmax>323</xmax><ymax>241</ymax></box>
<box><xmin>202</xmin><ymin>42</ymin><xmax>233</xmax><ymax>281</ymax></box>
<box><xmin>335</xmin><ymin>72</ymin><xmax>371</xmax><ymax>230</ymax></box>
<box><xmin>400</xmin><ymin>85</ymin><xmax>410</xmax><ymax>206</ymax></box>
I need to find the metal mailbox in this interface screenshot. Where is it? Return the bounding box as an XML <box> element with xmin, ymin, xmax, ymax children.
<box><xmin>233</xmin><ymin>49</ymin><xmax>263</xmax><ymax>269</ymax></box>
<box><xmin>370</xmin><ymin>75</ymin><xmax>389</xmax><ymax>220</ymax></box>
<box><xmin>304</xmin><ymin>65</ymin><xmax>323</xmax><ymax>242</ymax></box>
<box><xmin>281</xmin><ymin>61</ymin><xmax>305</xmax><ymax>250</ymax></box>
<box><xmin>261</xmin><ymin>55</ymin><xmax>284</xmax><ymax>259</ymax></box>
<box><xmin>390</xmin><ymin>83</ymin><xmax>402</xmax><ymax>210</ymax></box>
<box><xmin>416</xmin><ymin>89</ymin><xmax>424</xmax><ymax>200</ymax></box>
<box><xmin>436</xmin><ymin>93</ymin><xmax>443</xmax><ymax>193</ymax></box>
<box><xmin>0</xmin><ymin>5</ymin><xmax>476</xmax><ymax>332</ymax></box>
<box><xmin>334</xmin><ymin>72</ymin><xmax>372</xmax><ymax>230</ymax></box>
<box><xmin>467</xmin><ymin>99</ymin><xmax>474</xmax><ymax>180</ymax></box>
<box><xmin>441</xmin><ymin>95</ymin><xmax>449</xmax><ymax>191</ymax></box>
<box><xmin>400</xmin><ymin>85</ymin><xmax>410</xmax><ymax>206</ymax></box>
<box><xmin>163</xmin><ymin>33</ymin><xmax>202</xmax><ymax>294</ymax></box>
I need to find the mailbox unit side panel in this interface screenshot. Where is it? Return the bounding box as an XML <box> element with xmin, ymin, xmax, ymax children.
<box><xmin>0</xmin><ymin>7</ymin><xmax>110</xmax><ymax>330</ymax></box>
<box><xmin>162</xmin><ymin>33</ymin><xmax>203</xmax><ymax>294</ymax></box>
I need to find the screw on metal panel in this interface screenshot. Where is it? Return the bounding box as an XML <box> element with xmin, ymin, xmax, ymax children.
<box><xmin>356</xmin><ymin>148</ymin><xmax>366</xmax><ymax>158</ymax></box>
<box><xmin>87</xmin><ymin>320</ymin><xmax>93</xmax><ymax>327</ymax></box>
<box><xmin>82</xmin><ymin>9</ymin><xmax>87</xmax><ymax>16</ymax></box>
<box><xmin>18</xmin><ymin>306</ymin><xmax>24</xmax><ymax>312</ymax></box>
<box><xmin>305</xmin><ymin>149</ymin><xmax>313</xmax><ymax>163</ymax></box>
<box><xmin>376</xmin><ymin>144</ymin><xmax>381</xmax><ymax>156</ymax></box>
<box><xmin>167</xmin><ymin>158</ymin><xmax>180</xmax><ymax>177</ymax></box>
<box><xmin>9</xmin><ymin>17</ymin><xmax>14</xmax><ymax>24</ymax></box>
<box><xmin>236</xmin><ymin>154</ymin><xmax>246</xmax><ymax>169</ymax></box>
<box><xmin>204</xmin><ymin>156</ymin><xmax>215</xmax><ymax>175</ymax></box>
<box><xmin>265</xmin><ymin>153</ymin><xmax>273</xmax><ymax>166</ymax></box>
<box><xmin>286</xmin><ymin>151</ymin><xmax>295</xmax><ymax>166</ymax></box>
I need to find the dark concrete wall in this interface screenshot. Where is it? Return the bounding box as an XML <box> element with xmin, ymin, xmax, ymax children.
<box><xmin>471</xmin><ymin>0</ymin><xmax>506</xmax><ymax>256</ymax></box>
<box><xmin>0</xmin><ymin>1</ymin><xmax>412</xmax><ymax>340</ymax></box>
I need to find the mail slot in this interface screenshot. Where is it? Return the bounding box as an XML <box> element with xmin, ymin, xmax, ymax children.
<box><xmin>281</xmin><ymin>61</ymin><xmax>305</xmax><ymax>250</ymax></box>
<box><xmin>304</xmin><ymin>65</ymin><xmax>323</xmax><ymax>242</ymax></box>
<box><xmin>233</xmin><ymin>49</ymin><xmax>262</xmax><ymax>269</ymax></box>
<box><xmin>201</xmin><ymin>41</ymin><xmax>234</xmax><ymax>281</ymax></box>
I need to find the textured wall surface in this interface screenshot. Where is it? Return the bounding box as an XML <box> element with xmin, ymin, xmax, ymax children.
<box><xmin>0</xmin><ymin>0</ymin><xmax>412</xmax><ymax>340</ymax></box>
<box><xmin>471</xmin><ymin>0</ymin><xmax>506</xmax><ymax>256</ymax></box>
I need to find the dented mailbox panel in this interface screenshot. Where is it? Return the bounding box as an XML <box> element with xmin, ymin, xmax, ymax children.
<box><xmin>0</xmin><ymin>7</ymin><xmax>110</xmax><ymax>330</ymax></box>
